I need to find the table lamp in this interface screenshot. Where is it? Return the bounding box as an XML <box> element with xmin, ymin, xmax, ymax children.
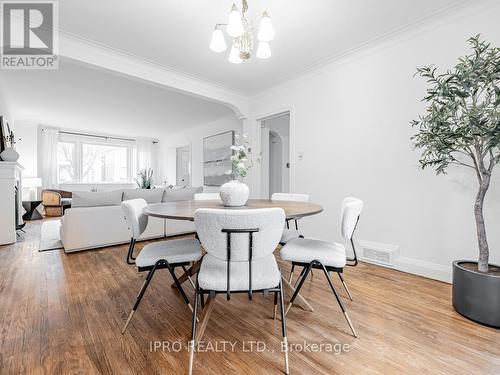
<box><xmin>22</xmin><ymin>177</ymin><xmax>42</xmax><ymax>200</ymax></box>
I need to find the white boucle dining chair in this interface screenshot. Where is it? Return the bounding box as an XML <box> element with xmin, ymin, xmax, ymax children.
<box><xmin>188</xmin><ymin>207</ymin><xmax>289</xmax><ymax>375</ymax></box>
<box><xmin>271</xmin><ymin>193</ymin><xmax>311</xmax><ymax>283</ymax></box>
<box><xmin>271</xmin><ymin>193</ymin><xmax>310</xmax><ymax>245</ymax></box>
<box><xmin>280</xmin><ymin>197</ymin><xmax>363</xmax><ymax>338</ymax></box>
<box><xmin>120</xmin><ymin>199</ymin><xmax>202</xmax><ymax>334</ymax></box>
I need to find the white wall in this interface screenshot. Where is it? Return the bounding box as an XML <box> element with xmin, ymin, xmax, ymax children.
<box><xmin>0</xmin><ymin>85</ymin><xmax>10</xmax><ymax>120</ymax></box>
<box><xmin>162</xmin><ymin>115</ymin><xmax>242</xmax><ymax>190</ymax></box>
<box><xmin>250</xmin><ymin>2</ymin><xmax>500</xmax><ymax>282</ymax></box>
<box><xmin>0</xmin><ymin>86</ymin><xmax>12</xmax><ymax>146</ymax></box>
<box><xmin>14</xmin><ymin>120</ymin><xmax>38</xmax><ymax>177</ymax></box>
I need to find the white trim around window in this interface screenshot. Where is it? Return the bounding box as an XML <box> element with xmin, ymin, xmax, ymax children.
<box><xmin>57</xmin><ymin>132</ymin><xmax>137</xmax><ymax>184</ymax></box>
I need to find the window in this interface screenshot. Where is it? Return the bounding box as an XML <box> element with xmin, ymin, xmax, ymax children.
<box><xmin>82</xmin><ymin>143</ymin><xmax>128</xmax><ymax>183</ymax></box>
<box><xmin>57</xmin><ymin>142</ymin><xmax>76</xmax><ymax>183</ymax></box>
<box><xmin>57</xmin><ymin>134</ymin><xmax>136</xmax><ymax>184</ymax></box>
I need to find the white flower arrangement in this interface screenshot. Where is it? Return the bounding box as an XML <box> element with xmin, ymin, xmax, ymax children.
<box><xmin>226</xmin><ymin>134</ymin><xmax>252</xmax><ymax>179</ymax></box>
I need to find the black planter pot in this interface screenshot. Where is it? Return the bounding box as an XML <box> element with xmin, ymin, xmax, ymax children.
<box><xmin>452</xmin><ymin>260</ymin><xmax>500</xmax><ymax>328</ymax></box>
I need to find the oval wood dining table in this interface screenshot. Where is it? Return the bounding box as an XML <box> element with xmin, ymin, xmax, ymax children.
<box><xmin>143</xmin><ymin>198</ymin><xmax>323</xmax><ymax>221</ymax></box>
<box><xmin>143</xmin><ymin>198</ymin><xmax>323</xmax><ymax>312</ymax></box>
<box><xmin>143</xmin><ymin>199</ymin><xmax>323</xmax><ymax>221</ymax></box>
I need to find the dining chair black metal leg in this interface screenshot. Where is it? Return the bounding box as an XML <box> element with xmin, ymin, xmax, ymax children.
<box><xmin>273</xmin><ymin>290</ymin><xmax>278</xmax><ymax>320</ymax></box>
<box><xmin>288</xmin><ymin>264</ymin><xmax>295</xmax><ymax>284</ymax></box>
<box><xmin>126</xmin><ymin>238</ymin><xmax>136</xmax><ymax>265</ymax></box>
<box><xmin>296</xmin><ymin>227</ymin><xmax>311</xmax><ymax>280</ymax></box>
<box><xmin>168</xmin><ymin>266</ymin><xmax>195</xmax><ymax>313</ymax></box>
<box><xmin>320</xmin><ymin>264</ymin><xmax>357</xmax><ymax>337</ymax></box>
<box><xmin>182</xmin><ymin>265</ymin><xmax>196</xmax><ymax>290</ymax></box>
<box><xmin>337</xmin><ymin>272</ymin><xmax>353</xmax><ymax>301</ymax></box>
<box><xmin>292</xmin><ymin>266</ymin><xmax>307</xmax><ymax>295</ymax></box>
<box><xmin>279</xmin><ymin>279</ymin><xmax>290</xmax><ymax>374</ymax></box>
<box><xmin>188</xmin><ymin>288</ymin><xmax>199</xmax><ymax>375</ymax></box>
<box><xmin>293</xmin><ymin>265</ymin><xmax>306</xmax><ymax>287</ymax></box>
<box><xmin>121</xmin><ymin>262</ymin><xmax>159</xmax><ymax>334</ymax></box>
<box><xmin>286</xmin><ymin>262</ymin><xmax>314</xmax><ymax>315</ymax></box>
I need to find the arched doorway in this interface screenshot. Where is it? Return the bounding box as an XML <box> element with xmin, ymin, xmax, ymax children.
<box><xmin>260</xmin><ymin>112</ymin><xmax>290</xmax><ymax>198</ymax></box>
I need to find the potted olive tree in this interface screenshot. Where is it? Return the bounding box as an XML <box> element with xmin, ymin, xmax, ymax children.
<box><xmin>412</xmin><ymin>35</ymin><xmax>500</xmax><ymax>327</ymax></box>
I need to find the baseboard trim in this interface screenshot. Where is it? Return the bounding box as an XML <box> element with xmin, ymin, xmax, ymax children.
<box><xmin>357</xmin><ymin>238</ymin><xmax>453</xmax><ymax>283</ymax></box>
<box><xmin>360</xmin><ymin>256</ymin><xmax>452</xmax><ymax>283</ymax></box>
<box><xmin>393</xmin><ymin>256</ymin><xmax>452</xmax><ymax>283</ymax></box>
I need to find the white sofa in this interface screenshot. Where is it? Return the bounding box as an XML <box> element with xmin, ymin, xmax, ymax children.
<box><xmin>60</xmin><ymin>187</ymin><xmax>202</xmax><ymax>253</ymax></box>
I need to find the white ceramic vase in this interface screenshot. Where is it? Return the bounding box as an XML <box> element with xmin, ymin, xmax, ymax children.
<box><xmin>0</xmin><ymin>147</ymin><xmax>19</xmax><ymax>162</ymax></box>
<box><xmin>219</xmin><ymin>180</ymin><xmax>249</xmax><ymax>207</ymax></box>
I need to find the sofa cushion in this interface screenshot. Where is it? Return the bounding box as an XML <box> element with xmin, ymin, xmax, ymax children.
<box><xmin>123</xmin><ymin>188</ymin><xmax>164</xmax><ymax>203</ymax></box>
<box><xmin>163</xmin><ymin>186</ymin><xmax>203</xmax><ymax>202</ymax></box>
<box><xmin>60</xmin><ymin>205</ymin><xmax>164</xmax><ymax>252</ymax></box>
<box><xmin>72</xmin><ymin>190</ymin><xmax>123</xmax><ymax>208</ymax></box>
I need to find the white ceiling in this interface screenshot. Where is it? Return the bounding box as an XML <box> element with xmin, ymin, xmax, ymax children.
<box><xmin>59</xmin><ymin>0</ymin><xmax>470</xmax><ymax>94</ymax></box>
<box><xmin>0</xmin><ymin>60</ymin><xmax>234</xmax><ymax>137</ymax></box>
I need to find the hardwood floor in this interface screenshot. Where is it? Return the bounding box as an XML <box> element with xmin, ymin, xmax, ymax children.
<box><xmin>0</xmin><ymin>220</ymin><xmax>499</xmax><ymax>374</ymax></box>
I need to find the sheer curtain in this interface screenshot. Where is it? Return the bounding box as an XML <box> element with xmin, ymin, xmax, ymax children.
<box><xmin>136</xmin><ymin>138</ymin><xmax>159</xmax><ymax>184</ymax></box>
<box><xmin>40</xmin><ymin>127</ymin><xmax>59</xmax><ymax>189</ymax></box>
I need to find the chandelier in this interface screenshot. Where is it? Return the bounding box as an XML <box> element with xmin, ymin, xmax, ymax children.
<box><xmin>209</xmin><ymin>0</ymin><xmax>275</xmax><ymax>63</ymax></box>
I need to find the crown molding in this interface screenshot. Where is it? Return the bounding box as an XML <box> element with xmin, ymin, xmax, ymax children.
<box><xmin>58</xmin><ymin>31</ymin><xmax>250</xmax><ymax>119</ymax></box>
<box><xmin>250</xmin><ymin>0</ymin><xmax>495</xmax><ymax>100</ymax></box>
<box><xmin>6</xmin><ymin>0</ymin><xmax>494</xmax><ymax>120</ymax></box>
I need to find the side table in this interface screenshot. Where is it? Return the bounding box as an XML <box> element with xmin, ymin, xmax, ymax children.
<box><xmin>22</xmin><ymin>200</ymin><xmax>43</xmax><ymax>220</ymax></box>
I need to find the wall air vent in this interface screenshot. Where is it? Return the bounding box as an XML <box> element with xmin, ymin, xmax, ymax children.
<box><xmin>356</xmin><ymin>240</ymin><xmax>400</xmax><ymax>267</ymax></box>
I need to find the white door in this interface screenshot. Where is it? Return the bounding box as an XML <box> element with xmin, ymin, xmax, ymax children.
<box><xmin>269</xmin><ymin>131</ymin><xmax>283</xmax><ymax>196</ymax></box>
<box><xmin>261</xmin><ymin>127</ymin><xmax>270</xmax><ymax>198</ymax></box>
<box><xmin>176</xmin><ymin>145</ymin><xmax>191</xmax><ymax>186</ymax></box>
<box><xmin>260</xmin><ymin>112</ymin><xmax>290</xmax><ymax>198</ymax></box>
